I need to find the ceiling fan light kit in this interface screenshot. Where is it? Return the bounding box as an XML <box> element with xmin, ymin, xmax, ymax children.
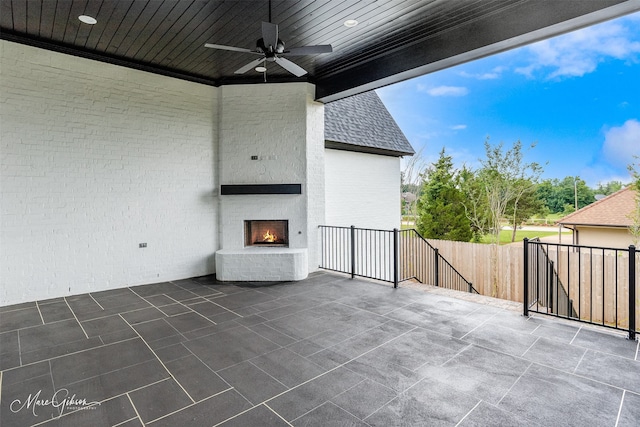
<box><xmin>204</xmin><ymin>2</ymin><xmax>332</xmax><ymax>80</ymax></box>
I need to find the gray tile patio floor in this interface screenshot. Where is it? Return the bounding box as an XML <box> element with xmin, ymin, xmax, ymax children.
<box><xmin>1</xmin><ymin>271</ymin><xmax>638</xmax><ymax>426</ymax></box>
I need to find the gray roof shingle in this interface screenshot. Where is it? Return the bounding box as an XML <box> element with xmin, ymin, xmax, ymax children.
<box><xmin>324</xmin><ymin>91</ymin><xmax>414</xmax><ymax>157</ymax></box>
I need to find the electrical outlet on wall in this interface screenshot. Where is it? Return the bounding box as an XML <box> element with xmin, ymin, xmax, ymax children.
<box><xmin>139</xmin><ymin>243</ymin><xmax>147</xmax><ymax>248</ymax></box>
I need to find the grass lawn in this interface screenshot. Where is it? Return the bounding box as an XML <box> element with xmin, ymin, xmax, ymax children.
<box><xmin>481</xmin><ymin>229</ymin><xmax>568</xmax><ymax>244</ymax></box>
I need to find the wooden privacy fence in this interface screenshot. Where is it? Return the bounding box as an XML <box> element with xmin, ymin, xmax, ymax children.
<box><xmin>422</xmin><ymin>239</ymin><xmax>525</xmax><ymax>301</ymax></box>
<box><xmin>416</xmin><ymin>237</ymin><xmax>638</xmax><ymax>337</ymax></box>
<box><xmin>524</xmin><ymin>240</ymin><xmax>638</xmax><ymax>338</ymax></box>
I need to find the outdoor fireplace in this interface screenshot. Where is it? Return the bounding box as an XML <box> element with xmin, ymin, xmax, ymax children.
<box><xmin>244</xmin><ymin>220</ymin><xmax>289</xmax><ymax>247</ymax></box>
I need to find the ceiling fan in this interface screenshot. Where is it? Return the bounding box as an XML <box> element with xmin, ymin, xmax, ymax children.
<box><xmin>204</xmin><ymin>2</ymin><xmax>332</xmax><ymax>78</ymax></box>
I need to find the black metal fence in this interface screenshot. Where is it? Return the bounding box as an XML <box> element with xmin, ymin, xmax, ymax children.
<box><xmin>524</xmin><ymin>238</ymin><xmax>638</xmax><ymax>340</ymax></box>
<box><xmin>318</xmin><ymin>225</ymin><xmax>476</xmax><ymax>293</ymax></box>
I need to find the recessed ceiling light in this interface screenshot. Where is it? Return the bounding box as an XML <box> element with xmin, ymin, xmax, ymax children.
<box><xmin>255</xmin><ymin>66</ymin><xmax>267</xmax><ymax>73</ymax></box>
<box><xmin>344</xmin><ymin>19</ymin><xmax>358</xmax><ymax>28</ymax></box>
<box><xmin>78</xmin><ymin>15</ymin><xmax>97</xmax><ymax>25</ymax></box>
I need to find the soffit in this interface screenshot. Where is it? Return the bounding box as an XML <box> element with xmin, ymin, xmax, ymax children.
<box><xmin>1</xmin><ymin>0</ymin><xmax>638</xmax><ymax>102</ymax></box>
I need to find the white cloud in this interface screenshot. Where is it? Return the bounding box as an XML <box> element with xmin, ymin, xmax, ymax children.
<box><xmin>459</xmin><ymin>66</ymin><xmax>506</xmax><ymax>80</ymax></box>
<box><xmin>516</xmin><ymin>16</ymin><xmax>640</xmax><ymax>79</ymax></box>
<box><xmin>450</xmin><ymin>124</ymin><xmax>467</xmax><ymax>130</ymax></box>
<box><xmin>602</xmin><ymin>119</ymin><xmax>640</xmax><ymax>168</ymax></box>
<box><xmin>419</xmin><ymin>85</ymin><xmax>469</xmax><ymax>97</ymax></box>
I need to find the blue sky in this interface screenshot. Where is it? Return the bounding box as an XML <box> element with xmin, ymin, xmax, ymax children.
<box><xmin>377</xmin><ymin>12</ymin><xmax>640</xmax><ymax>187</ymax></box>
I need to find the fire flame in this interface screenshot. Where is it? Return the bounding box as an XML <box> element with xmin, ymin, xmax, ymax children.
<box><xmin>263</xmin><ymin>230</ymin><xmax>277</xmax><ymax>242</ymax></box>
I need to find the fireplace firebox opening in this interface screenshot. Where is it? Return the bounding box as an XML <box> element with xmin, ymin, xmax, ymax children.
<box><xmin>244</xmin><ymin>220</ymin><xmax>289</xmax><ymax>247</ymax></box>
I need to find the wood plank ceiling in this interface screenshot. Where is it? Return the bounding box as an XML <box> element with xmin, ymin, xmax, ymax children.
<box><xmin>1</xmin><ymin>0</ymin><xmax>638</xmax><ymax>102</ymax></box>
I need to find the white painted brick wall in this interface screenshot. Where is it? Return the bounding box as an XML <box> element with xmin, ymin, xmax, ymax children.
<box><xmin>0</xmin><ymin>41</ymin><xmax>218</xmax><ymax>305</ymax></box>
<box><xmin>325</xmin><ymin>149</ymin><xmax>401</xmax><ymax>230</ymax></box>
<box><xmin>217</xmin><ymin>83</ymin><xmax>325</xmax><ymax>276</ymax></box>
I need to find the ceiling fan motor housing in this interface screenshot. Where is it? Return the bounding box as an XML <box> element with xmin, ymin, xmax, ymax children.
<box><xmin>257</xmin><ymin>38</ymin><xmax>285</xmax><ymax>55</ymax></box>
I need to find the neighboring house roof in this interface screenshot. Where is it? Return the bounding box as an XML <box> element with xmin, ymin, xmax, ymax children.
<box><xmin>324</xmin><ymin>91</ymin><xmax>415</xmax><ymax>157</ymax></box>
<box><xmin>558</xmin><ymin>187</ymin><xmax>637</xmax><ymax>228</ymax></box>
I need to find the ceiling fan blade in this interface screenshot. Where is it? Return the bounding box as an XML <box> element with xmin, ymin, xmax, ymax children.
<box><xmin>262</xmin><ymin>21</ymin><xmax>279</xmax><ymax>50</ymax></box>
<box><xmin>284</xmin><ymin>45</ymin><xmax>333</xmax><ymax>56</ymax></box>
<box><xmin>274</xmin><ymin>57</ymin><xmax>307</xmax><ymax>77</ymax></box>
<box><xmin>204</xmin><ymin>43</ymin><xmax>260</xmax><ymax>54</ymax></box>
<box><xmin>234</xmin><ymin>58</ymin><xmax>267</xmax><ymax>74</ymax></box>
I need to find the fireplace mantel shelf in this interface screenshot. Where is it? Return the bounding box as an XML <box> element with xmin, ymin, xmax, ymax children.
<box><xmin>220</xmin><ymin>184</ymin><xmax>302</xmax><ymax>195</ymax></box>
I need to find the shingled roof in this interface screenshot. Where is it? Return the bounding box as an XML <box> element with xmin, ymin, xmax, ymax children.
<box><xmin>558</xmin><ymin>186</ymin><xmax>637</xmax><ymax>228</ymax></box>
<box><xmin>324</xmin><ymin>91</ymin><xmax>414</xmax><ymax>157</ymax></box>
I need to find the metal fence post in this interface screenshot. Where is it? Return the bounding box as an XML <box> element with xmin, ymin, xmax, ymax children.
<box><xmin>434</xmin><ymin>248</ymin><xmax>439</xmax><ymax>287</ymax></box>
<box><xmin>523</xmin><ymin>238</ymin><xmax>529</xmax><ymax>317</ymax></box>
<box><xmin>350</xmin><ymin>225</ymin><xmax>355</xmax><ymax>279</ymax></box>
<box><xmin>393</xmin><ymin>228</ymin><xmax>399</xmax><ymax>288</ymax></box>
<box><xmin>629</xmin><ymin>245</ymin><xmax>636</xmax><ymax>340</ymax></box>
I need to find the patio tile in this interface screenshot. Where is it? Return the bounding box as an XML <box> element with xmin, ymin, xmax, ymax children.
<box><xmin>0</xmin><ymin>330</ymin><xmax>19</xmax><ymax>356</ymax></box>
<box><xmin>21</xmin><ymin>336</ymin><xmax>104</xmax><ymax>365</ymax></box>
<box><xmin>521</xmin><ymin>336</ymin><xmax>587</xmax><ymax>372</ymax></box>
<box><xmin>184</xmin><ymin>326</ymin><xmax>279</xmax><ymax>371</ymax></box>
<box><xmin>128</xmin><ymin>378</ymin><xmax>193</xmax><ymax>423</ymax></box>
<box><xmin>132</xmin><ymin>318</ymin><xmax>183</xmax><ymax>343</ymax></box>
<box><xmin>267</xmin><ymin>366</ymin><xmax>364</xmax><ymax>421</ymax></box>
<box><xmin>129</xmin><ymin>281</ymin><xmax>182</xmax><ymax>297</ymax></box>
<box><xmin>462</xmin><ymin>322</ymin><xmax>540</xmax><ymax>357</ymax></box>
<box><xmin>0</xmin><ymin>373</ymin><xmax>58</xmax><ymax>426</ymax></box>
<box><xmin>530</xmin><ymin>323</ymin><xmax>580</xmax><ymax>343</ymax></box>
<box><xmin>91</xmin><ymin>289</ymin><xmax>149</xmax><ymax>311</ymax></box>
<box><xmin>570</xmin><ymin>328</ymin><xmax>637</xmax><ymax>359</ymax></box>
<box><xmin>143</xmin><ymin>294</ymin><xmax>176</xmax><ymax>307</ymax></box>
<box><xmin>1</xmin><ymin>360</ymin><xmax>50</xmax><ymax>386</ymax></box>
<box><xmin>38</xmin><ymin>394</ymin><xmax>136</xmax><ymax>427</ymax></box>
<box><xmin>364</xmin><ymin>376</ymin><xmax>480</xmax><ymax>427</ymax></box>
<box><xmin>120</xmin><ymin>306</ymin><xmax>167</xmax><ymax>325</ymax></box>
<box><xmin>248</xmin><ymin>323</ymin><xmax>298</xmax><ymax>346</ymax></box>
<box><xmin>265</xmin><ymin>312</ymin><xmax>334</xmax><ymax>340</ymax></box>
<box><xmin>217</xmin><ymin>404</ymin><xmax>290</xmax><ymax>427</ymax></box>
<box><xmin>286</xmin><ymin>329</ymin><xmax>351</xmax><ymax>357</ymax></box>
<box><xmin>165</xmin><ymin>354</ymin><xmax>230</xmax><ymax>401</ymax></box>
<box><xmin>154</xmin><ymin>343</ymin><xmax>192</xmax><ymax>363</ymax></box>
<box><xmin>343</xmin><ymin>351</ymin><xmax>423</xmax><ymax>392</ymax></box>
<box><xmin>157</xmin><ymin>302</ymin><xmax>192</xmax><ymax>316</ymax></box>
<box><xmin>574</xmin><ymin>350</ymin><xmax>640</xmax><ymax>393</ymax></box>
<box><xmin>250</xmin><ymin>347</ymin><xmax>325</xmax><ymax>387</ymax></box>
<box><xmin>293</xmin><ymin>401</ymin><xmax>368</xmax><ymax>426</ymax></box>
<box><xmin>0</xmin><ymin>301</ymin><xmax>36</xmax><ymax>313</ymax></box>
<box><xmin>18</xmin><ymin>318</ymin><xmax>86</xmax><ymax>353</ymax></box>
<box><xmin>618</xmin><ymin>391</ymin><xmax>640</xmax><ymax>427</ymax></box>
<box><xmin>81</xmin><ymin>314</ymin><xmax>130</xmax><ymax>337</ymax></box>
<box><xmin>498</xmin><ymin>363</ymin><xmax>623</xmax><ymax>426</ymax></box>
<box><xmin>38</xmin><ymin>301</ymin><xmax>74</xmax><ymax>323</ymax></box>
<box><xmin>457</xmin><ymin>401</ymin><xmax>537</xmax><ymax>427</ymax></box>
<box><xmin>370</xmin><ymin>327</ymin><xmax>468</xmax><ymax>370</ymax></box>
<box><xmin>50</xmin><ymin>338</ymin><xmax>155</xmax><ymax>386</ymax></box>
<box><xmin>213</xmin><ymin>289</ymin><xmax>277</xmax><ymax>310</ymax></box>
<box><xmin>0</xmin><ymin>306</ymin><xmax>42</xmax><ymax>332</ymax></box>
<box><xmin>163</xmin><ymin>311</ymin><xmax>216</xmax><ymax>333</ymax></box>
<box><xmin>218</xmin><ymin>360</ymin><xmax>287</xmax><ymax>405</ymax></box>
<box><xmin>187</xmin><ymin>300</ymin><xmax>229</xmax><ymax>317</ymax></box>
<box><xmin>58</xmin><ymin>359</ymin><xmax>170</xmax><ymax>402</ymax></box>
<box><xmin>485</xmin><ymin>310</ymin><xmax>539</xmax><ymax>333</ymax></box>
<box><xmin>0</xmin><ymin>350</ymin><xmax>20</xmax><ymax>370</ymax></box>
<box><xmin>418</xmin><ymin>345</ymin><xmax>531</xmax><ymax>405</ymax></box>
<box><xmin>147</xmin><ymin>389</ymin><xmax>251</xmax><ymax>427</ymax></box>
<box><xmin>330</xmin><ymin>378</ymin><xmax>396</xmax><ymax>420</ymax></box>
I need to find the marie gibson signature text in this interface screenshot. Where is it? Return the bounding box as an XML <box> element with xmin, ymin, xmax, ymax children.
<box><xmin>10</xmin><ymin>388</ymin><xmax>101</xmax><ymax>418</ymax></box>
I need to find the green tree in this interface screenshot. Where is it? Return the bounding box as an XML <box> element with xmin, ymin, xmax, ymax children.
<box><xmin>461</xmin><ymin>138</ymin><xmax>543</xmax><ymax>296</ymax></box>
<box><xmin>595</xmin><ymin>180</ymin><xmax>624</xmax><ymax>196</ymax></box>
<box><xmin>628</xmin><ymin>157</ymin><xmax>640</xmax><ymax>246</ymax></box>
<box><xmin>537</xmin><ymin>176</ymin><xmax>596</xmax><ymax>213</ymax></box>
<box><xmin>505</xmin><ymin>180</ymin><xmax>545</xmax><ymax>242</ymax></box>
<box><xmin>416</xmin><ymin>148</ymin><xmax>473</xmax><ymax>241</ymax></box>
